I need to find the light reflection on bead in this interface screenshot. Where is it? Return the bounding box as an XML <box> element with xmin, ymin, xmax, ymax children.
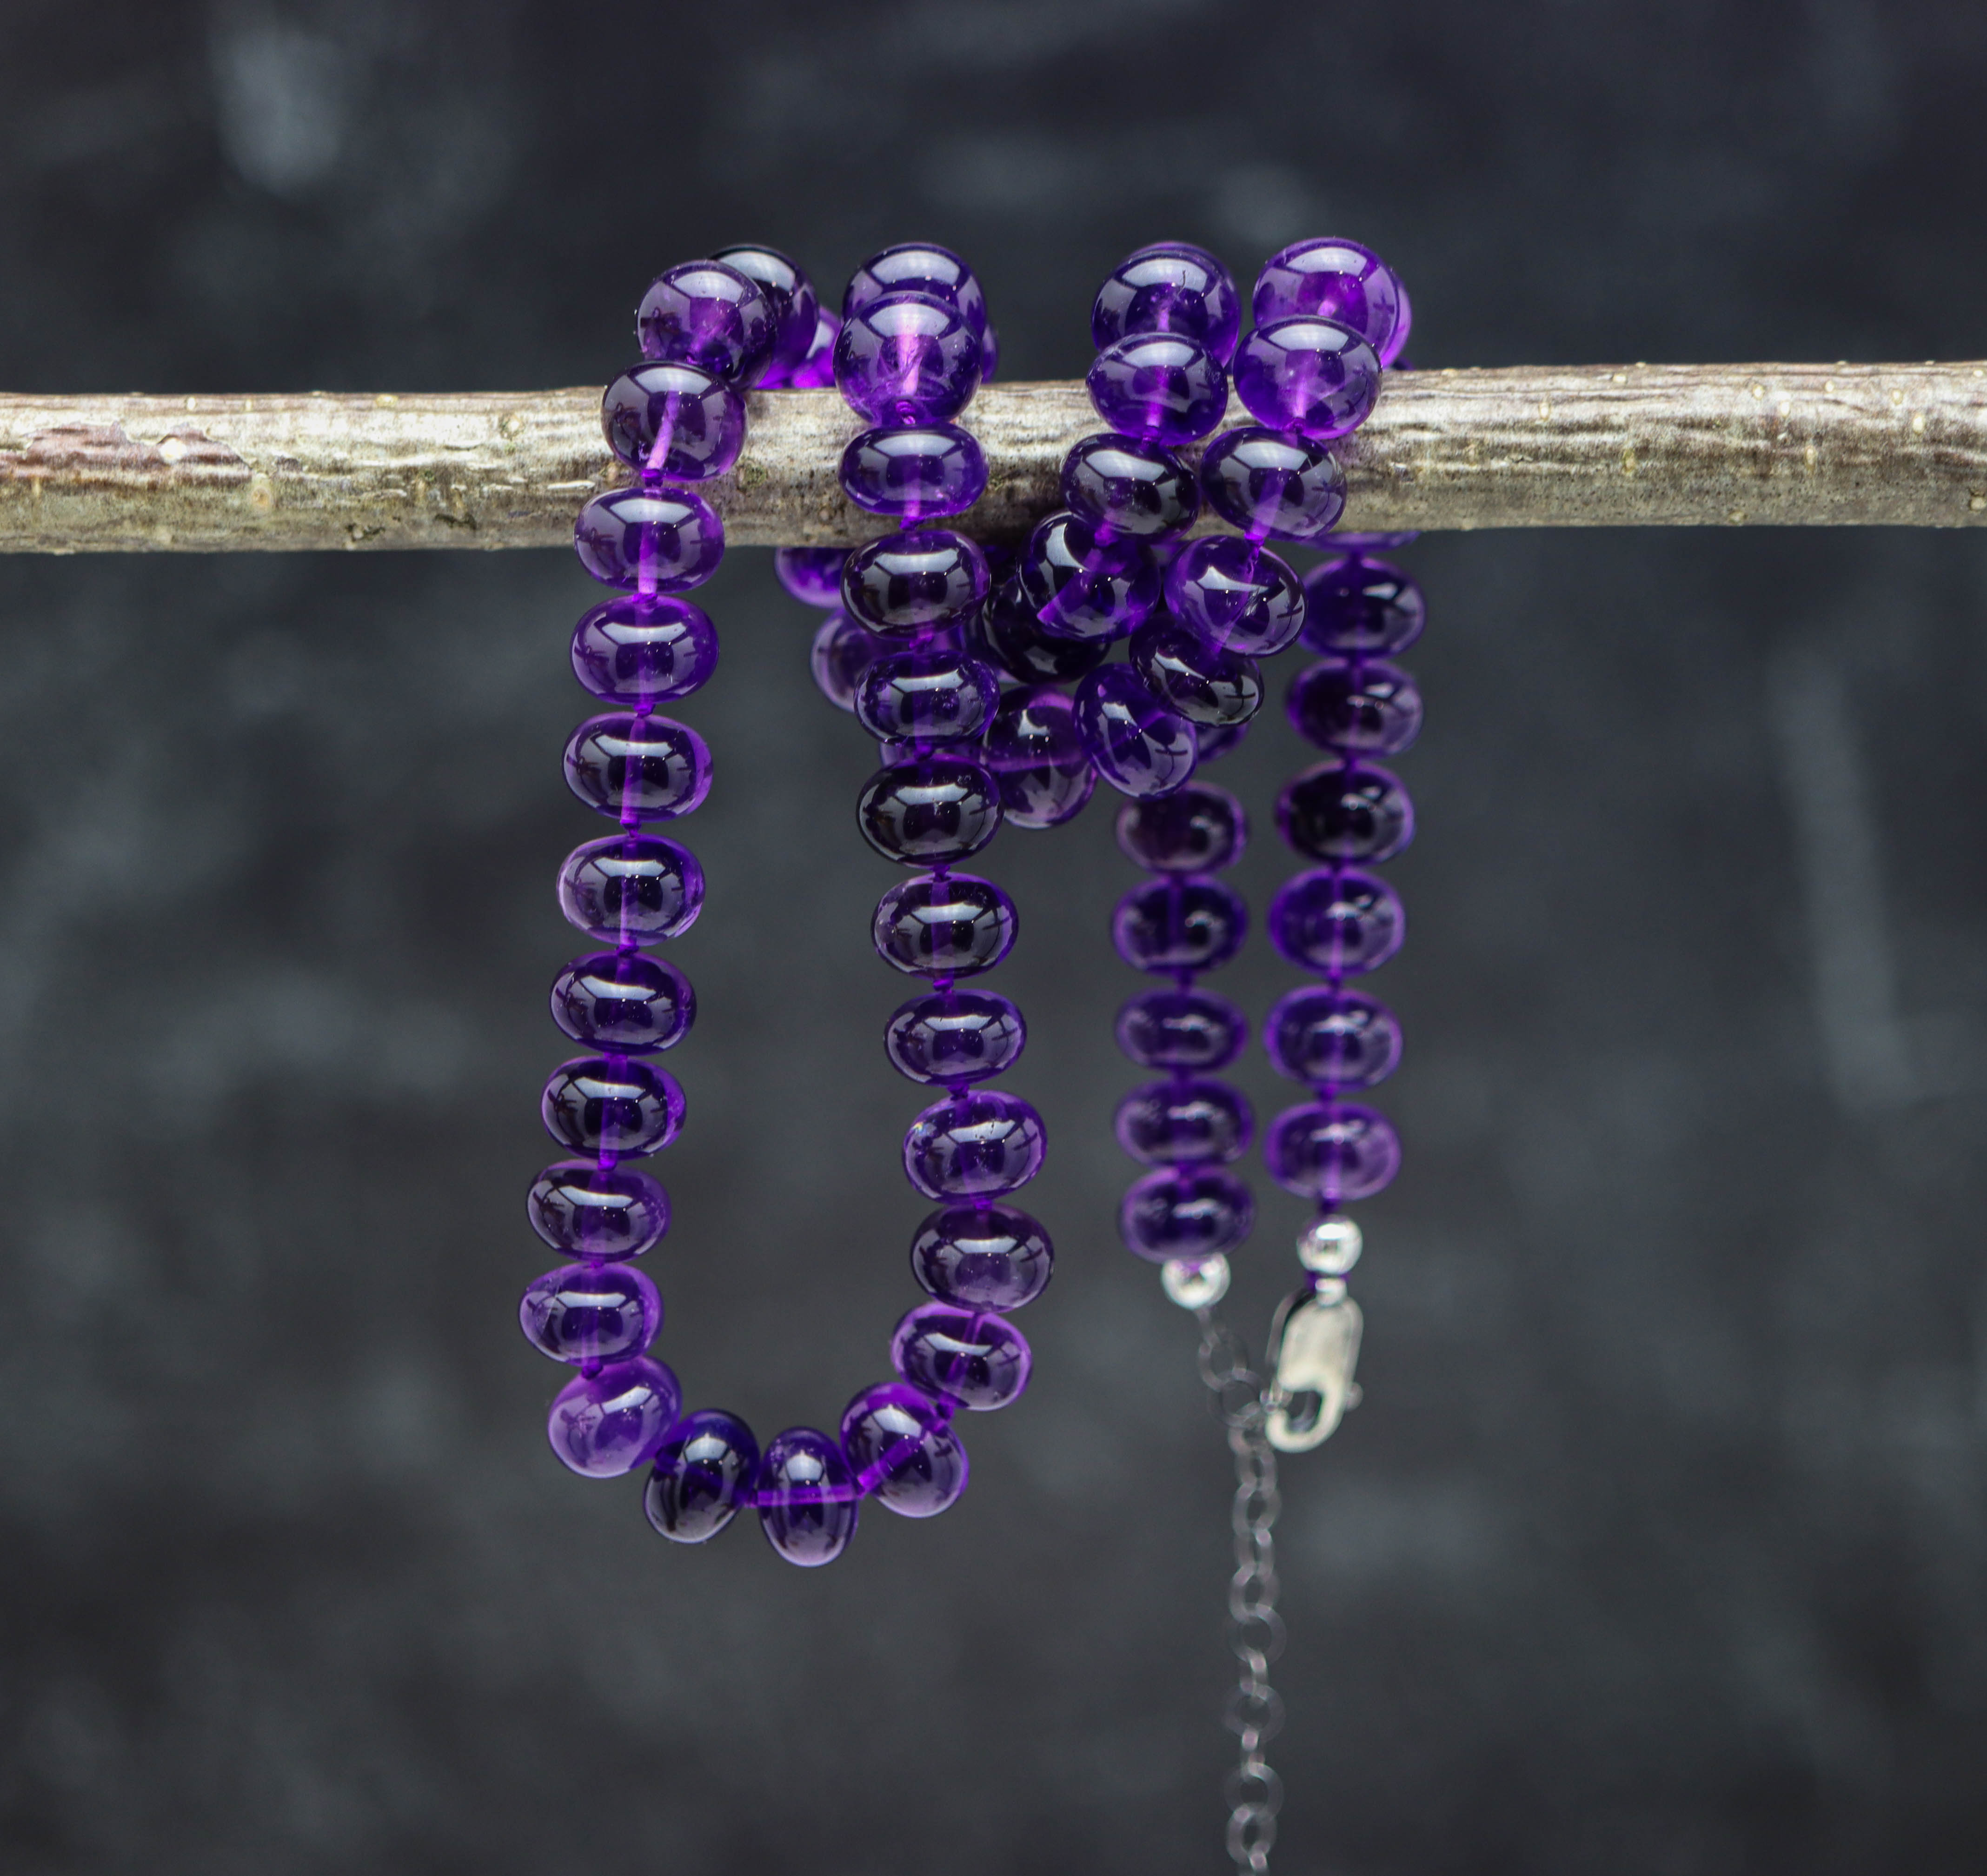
<box><xmin>1115</xmin><ymin>988</ymin><xmax>1248</xmax><ymax>1071</ymax></box>
<box><xmin>1276</xmin><ymin>762</ymin><xmax>1414</xmax><ymax>865</ymax></box>
<box><xmin>519</xmin><ymin>1261</ymin><xmax>661</xmax><ymax>1365</ymax></box>
<box><xmin>550</xmin><ymin>951</ymin><xmax>695</xmax><ymax>1053</ymax></box>
<box><xmin>558</xmin><ymin>833</ymin><xmax>704</xmax><ymax>946</ymax></box>
<box><xmin>890</xmin><ymin>1303</ymin><xmax>1031</xmax><ymax>1410</ymax></box>
<box><xmin>645</xmin><ymin>1410</ymin><xmax>761</xmax><ymax>1543</ymax></box>
<box><xmin>1264</xmin><ymin>1100</ymin><xmax>1401</xmax><ymax>1203</ymax></box>
<box><xmin>1121</xmin><ymin>1167</ymin><xmax>1254</xmax><ymax>1264</ymax></box>
<box><xmin>910</xmin><ymin>1202</ymin><xmax>1053</xmax><ymax>1311</ymax></box>
<box><xmin>1266</xmin><ymin>867</ymin><xmax>1405</xmax><ymax>976</ymax></box>
<box><xmin>571</xmin><ymin>596</ymin><xmax>719</xmax><ymax>707</ymax></box>
<box><xmin>527</xmin><ymin>1159</ymin><xmax>669</xmax><ymax>1261</ymax></box>
<box><xmin>1114</xmin><ymin>1078</ymin><xmax>1254</xmax><ymax>1165</ymax></box>
<box><xmin>840</xmin><ymin>424</ymin><xmax>988</xmax><ymax>520</ymax></box>
<box><xmin>885</xmin><ymin>989</ymin><xmax>1025</xmax><ymax>1085</ymax></box>
<box><xmin>1112</xmin><ymin>876</ymin><xmax>1249</xmax><ymax>974</ymax></box>
<box><xmin>563</xmin><ymin>715</ymin><xmax>713</xmax><ymax>824</ymax></box>
<box><xmin>839</xmin><ymin>1382</ymin><xmax>968</xmax><ymax>1517</ymax></box>
<box><xmin>873</xmin><ymin>872</ymin><xmax>1017</xmax><ymax>977</ymax></box>
<box><xmin>1160</xmin><ymin>1254</ymin><xmax>1231</xmax><ymax>1310</ymax></box>
<box><xmin>903</xmin><ymin>1090</ymin><xmax>1047</xmax><ymax>1199</ymax></box>
<box><xmin>547</xmin><ymin>1356</ymin><xmax>681</xmax><ymax>1478</ymax></box>
<box><xmin>1297</xmin><ymin>1213</ymin><xmax>1363</xmax><ymax>1276</ymax></box>
<box><xmin>756</xmin><ymin>1428</ymin><xmax>860</xmax><ymax>1566</ymax></box>
<box><xmin>573</xmin><ymin>487</ymin><xmax>725</xmax><ymax>592</ymax></box>
<box><xmin>540</xmin><ymin>1056</ymin><xmax>685</xmax><ymax>1158</ymax></box>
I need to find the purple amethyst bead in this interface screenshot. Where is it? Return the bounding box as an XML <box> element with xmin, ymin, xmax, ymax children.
<box><xmin>645</xmin><ymin>1410</ymin><xmax>760</xmax><ymax>1544</ymax></box>
<box><xmin>1265</xmin><ymin>987</ymin><xmax>1402</xmax><ymax>1091</ymax></box>
<box><xmin>528</xmin><ymin>1159</ymin><xmax>670</xmax><ymax>1261</ymax></box>
<box><xmin>558</xmin><ymin>833</ymin><xmax>704</xmax><ymax>946</ymax></box>
<box><xmin>1086</xmin><ymin>333</ymin><xmax>1229</xmax><ymax>446</ymax></box>
<box><xmin>573</xmin><ymin>487</ymin><xmax>725</xmax><ymax>593</ymax></box>
<box><xmin>1116</xmin><ymin>988</ymin><xmax>1248</xmax><ymax>1071</ymax></box>
<box><xmin>910</xmin><ymin>1203</ymin><xmax>1053</xmax><ymax>1311</ymax></box>
<box><xmin>1076</xmin><ymin>665</ymin><xmax>1197</xmax><ymax>798</ymax></box>
<box><xmin>541</xmin><ymin>1056</ymin><xmax>685</xmax><ymax>1158</ymax></box>
<box><xmin>970</xmin><ymin>583</ymin><xmax>1111</xmax><ymax>685</ymax></box>
<box><xmin>1253</xmin><ymin>239</ymin><xmax>1406</xmax><ymax>356</ymax></box>
<box><xmin>710</xmin><ymin>243</ymin><xmax>817</xmax><ymax>375</ymax></box>
<box><xmin>982</xmin><ymin>684</ymin><xmax>1097</xmax><ymax>828</ymax></box>
<box><xmin>1264</xmin><ymin>1100</ymin><xmax>1402</xmax><ymax>1203</ymax></box>
<box><xmin>1300</xmin><ymin>556</ymin><xmax>1426</xmax><ymax>656</ymax></box>
<box><xmin>637</xmin><ymin>259</ymin><xmax>776</xmax><ymax>384</ymax></box>
<box><xmin>1115</xmin><ymin>783</ymin><xmax>1246</xmax><ymax>872</ymax></box>
<box><xmin>1276</xmin><ymin>762</ymin><xmax>1415</xmax><ymax>865</ymax></box>
<box><xmin>1092</xmin><ymin>243</ymin><xmax>1242</xmax><ymax>363</ymax></box>
<box><xmin>757</xmin><ymin>1428</ymin><xmax>860</xmax><ymax>1566</ymax></box>
<box><xmin>857</xmin><ymin>648</ymin><xmax>998</xmax><ymax>745</ymax></box>
<box><xmin>1113</xmin><ymin>876</ymin><xmax>1248</xmax><ymax>974</ymax></box>
<box><xmin>845</xmin><ymin>243</ymin><xmax>987</xmax><ymax>334</ymax></box>
<box><xmin>857</xmin><ymin>757</ymin><xmax>1002</xmax><ymax>866</ymax></box>
<box><xmin>601</xmin><ymin>361</ymin><xmax>745</xmax><ymax>480</ymax></box>
<box><xmin>1017</xmin><ymin>513</ymin><xmax>1160</xmax><ymax>643</ymax></box>
<box><xmin>874</xmin><ymin>873</ymin><xmax>1017</xmax><ymax>977</ymax></box>
<box><xmin>1061</xmin><ymin>433</ymin><xmax>1199</xmax><ymax>541</ymax></box>
<box><xmin>885</xmin><ymin>989</ymin><xmax>1025</xmax><ymax>1086</ymax></box>
<box><xmin>841</xmin><ymin>529</ymin><xmax>990</xmax><ymax>633</ymax></box>
<box><xmin>1166</xmin><ymin>537</ymin><xmax>1306</xmax><ymax>656</ymax></box>
<box><xmin>890</xmin><ymin>1304</ymin><xmax>1031</xmax><ymax>1411</ymax></box>
<box><xmin>1130</xmin><ymin>620</ymin><xmax>1262</xmax><ymax>728</ymax></box>
<box><xmin>840</xmin><ymin>1383</ymin><xmax>968</xmax><ymax>1517</ymax></box>
<box><xmin>571</xmin><ymin>596</ymin><xmax>719</xmax><ymax>707</ymax></box>
<box><xmin>1200</xmin><ymin>426</ymin><xmax>1346</xmax><ymax>543</ymax></box>
<box><xmin>810</xmin><ymin>611</ymin><xmax>887</xmax><ymax>712</ymax></box>
<box><xmin>841</xmin><ymin>425</ymin><xmax>988</xmax><ymax>521</ymax></box>
<box><xmin>904</xmin><ymin>1090</ymin><xmax>1047</xmax><ymax>1199</ymax></box>
<box><xmin>564</xmin><ymin>715</ymin><xmax>713</xmax><ymax>824</ymax></box>
<box><xmin>1267</xmin><ymin>868</ymin><xmax>1405</xmax><ymax>976</ymax></box>
<box><xmin>550</xmin><ymin>952</ymin><xmax>695</xmax><ymax>1054</ymax></box>
<box><xmin>1119</xmin><ymin>1166</ymin><xmax>1255</xmax><ymax>1263</ymax></box>
<box><xmin>1289</xmin><ymin>657</ymin><xmax>1423</xmax><ymax>756</ymax></box>
<box><xmin>834</xmin><ymin>293</ymin><xmax>982</xmax><ymax>426</ymax></box>
<box><xmin>775</xmin><ymin>546</ymin><xmax>849</xmax><ymax>608</ymax></box>
<box><xmin>1233</xmin><ymin>318</ymin><xmax>1382</xmax><ymax>441</ymax></box>
<box><xmin>520</xmin><ymin>1261</ymin><xmax>661</xmax><ymax>1365</ymax></box>
<box><xmin>547</xmin><ymin>1356</ymin><xmax>680</xmax><ymax>1478</ymax></box>
<box><xmin>1115</xmin><ymin>1078</ymin><xmax>1254</xmax><ymax>1165</ymax></box>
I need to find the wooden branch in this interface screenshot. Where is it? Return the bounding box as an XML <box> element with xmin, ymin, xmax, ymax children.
<box><xmin>4</xmin><ymin>363</ymin><xmax>1986</xmax><ymax>553</ymax></box>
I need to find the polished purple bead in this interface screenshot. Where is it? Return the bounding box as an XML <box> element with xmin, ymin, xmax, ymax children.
<box><xmin>1265</xmin><ymin>987</ymin><xmax>1402</xmax><ymax>1091</ymax></box>
<box><xmin>571</xmin><ymin>596</ymin><xmax>718</xmax><ymax>707</ymax></box>
<box><xmin>564</xmin><ymin>715</ymin><xmax>713</xmax><ymax>824</ymax></box>
<box><xmin>1130</xmin><ymin>619</ymin><xmax>1262</xmax><ymax>728</ymax></box>
<box><xmin>1115</xmin><ymin>782</ymin><xmax>1246</xmax><ymax>872</ymax></box>
<box><xmin>757</xmin><ymin>1428</ymin><xmax>860</xmax><ymax>1566</ymax></box>
<box><xmin>1193</xmin><ymin>719</ymin><xmax>1252</xmax><ymax>764</ymax></box>
<box><xmin>874</xmin><ymin>872</ymin><xmax>1017</xmax><ymax>977</ymax></box>
<box><xmin>1114</xmin><ymin>876</ymin><xmax>1248</xmax><ymax>974</ymax></box>
<box><xmin>645</xmin><ymin>1410</ymin><xmax>760</xmax><ymax>1544</ymax></box>
<box><xmin>981</xmin><ymin>684</ymin><xmax>1097</xmax><ymax>829</ymax></box>
<box><xmin>810</xmin><ymin>611</ymin><xmax>886</xmax><ymax>712</ymax></box>
<box><xmin>904</xmin><ymin>1090</ymin><xmax>1047</xmax><ymax>1199</ymax></box>
<box><xmin>1116</xmin><ymin>988</ymin><xmax>1248</xmax><ymax>1071</ymax></box>
<box><xmin>1253</xmin><ymin>239</ymin><xmax>1406</xmax><ymax>355</ymax></box>
<box><xmin>842</xmin><ymin>529</ymin><xmax>990</xmax><ymax>633</ymax></box>
<box><xmin>886</xmin><ymin>989</ymin><xmax>1025</xmax><ymax>1086</ymax></box>
<box><xmin>783</xmin><ymin>308</ymin><xmax>842</xmax><ymax>389</ymax></box>
<box><xmin>835</xmin><ymin>293</ymin><xmax>981</xmax><ymax>426</ymax></box>
<box><xmin>1076</xmin><ymin>665</ymin><xmax>1197</xmax><ymax>798</ymax></box>
<box><xmin>1061</xmin><ymin>433</ymin><xmax>1199</xmax><ymax>541</ymax></box>
<box><xmin>857</xmin><ymin>757</ymin><xmax>1002</xmax><ymax>865</ymax></box>
<box><xmin>910</xmin><ymin>1203</ymin><xmax>1053</xmax><ymax>1311</ymax></box>
<box><xmin>775</xmin><ymin>546</ymin><xmax>849</xmax><ymax>608</ymax></box>
<box><xmin>1300</xmin><ymin>556</ymin><xmax>1426</xmax><ymax>656</ymax></box>
<box><xmin>1116</xmin><ymin>1078</ymin><xmax>1254</xmax><ymax>1165</ymax></box>
<box><xmin>1086</xmin><ymin>333</ymin><xmax>1229</xmax><ymax>446</ymax></box>
<box><xmin>1092</xmin><ymin>243</ymin><xmax>1242</xmax><ymax>363</ymax></box>
<box><xmin>841</xmin><ymin>425</ymin><xmax>987</xmax><ymax>521</ymax></box>
<box><xmin>840</xmin><ymin>1383</ymin><xmax>968</xmax><ymax>1517</ymax></box>
<box><xmin>550</xmin><ymin>952</ymin><xmax>695</xmax><ymax>1054</ymax></box>
<box><xmin>1166</xmin><ymin>537</ymin><xmax>1306</xmax><ymax>656</ymax></box>
<box><xmin>1289</xmin><ymin>657</ymin><xmax>1423</xmax><ymax>756</ymax></box>
<box><xmin>1119</xmin><ymin>1165</ymin><xmax>1255</xmax><ymax>1264</ymax></box>
<box><xmin>710</xmin><ymin>243</ymin><xmax>817</xmax><ymax>375</ymax></box>
<box><xmin>573</xmin><ymin>487</ymin><xmax>724</xmax><ymax>592</ymax></box>
<box><xmin>857</xmin><ymin>648</ymin><xmax>998</xmax><ymax>744</ymax></box>
<box><xmin>601</xmin><ymin>362</ymin><xmax>745</xmax><ymax>480</ymax></box>
<box><xmin>547</xmin><ymin>1356</ymin><xmax>680</xmax><ymax>1478</ymax></box>
<box><xmin>1277</xmin><ymin>762</ymin><xmax>1415</xmax><ymax>865</ymax></box>
<box><xmin>1268</xmin><ymin>867</ymin><xmax>1405</xmax><ymax>975</ymax></box>
<box><xmin>558</xmin><ymin>833</ymin><xmax>704</xmax><ymax>946</ymax></box>
<box><xmin>1017</xmin><ymin>513</ymin><xmax>1160</xmax><ymax>642</ymax></box>
<box><xmin>637</xmin><ymin>259</ymin><xmax>776</xmax><ymax>383</ymax></box>
<box><xmin>891</xmin><ymin>1304</ymin><xmax>1031</xmax><ymax>1411</ymax></box>
<box><xmin>528</xmin><ymin>1159</ymin><xmax>669</xmax><ymax>1261</ymax></box>
<box><xmin>541</xmin><ymin>1056</ymin><xmax>685</xmax><ymax>1158</ymax></box>
<box><xmin>1234</xmin><ymin>318</ymin><xmax>1382</xmax><ymax>441</ymax></box>
<box><xmin>970</xmin><ymin>584</ymin><xmax>1111</xmax><ymax>686</ymax></box>
<box><xmin>1265</xmin><ymin>1099</ymin><xmax>1401</xmax><ymax>1202</ymax></box>
<box><xmin>1200</xmin><ymin>426</ymin><xmax>1346</xmax><ymax>543</ymax></box>
<box><xmin>520</xmin><ymin>1260</ymin><xmax>661</xmax><ymax>1365</ymax></box>
<box><xmin>846</xmin><ymin>243</ymin><xmax>987</xmax><ymax>333</ymax></box>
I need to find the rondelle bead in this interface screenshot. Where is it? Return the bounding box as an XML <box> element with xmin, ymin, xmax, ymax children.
<box><xmin>1086</xmin><ymin>333</ymin><xmax>1229</xmax><ymax>446</ymax></box>
<box><xmin>810</xmin><ymin>611</ymin><xmax>887</xmax><ymax>712</ymax></box>
<box><xmin>1288</xmin><ymin>657</ymin><xmax>1423</xmax><ymax>756</ymax></box>
<box><xmin>601</xmin><ymin>361</ymin><xmax>746</xmax><ymax>480</ymax></box>
<box><xmin>528</xmin><ymin>1159</ymin><xmax>670</xmax><ymax>1261</ymax></box>
<box><xmin>1300</xmin><ymin>556</ymin><xmax>1426</xmax><ymax>656</ymax></box>
<box><xmin>1130</xmin><ymin>619</ymin><xmax>1263</xmax><ymax>727</ymax></box>
<box><xmin>1166</xmin><ymin>536</ymin><xmax>1307</xmax><ymax>656</ymax></box>
<box><xmin>645</xmin><ymin>1409</ymin><xmax>760</xmax><ymax>1544</ymax></box>
<box><xmin>841</xmin><ymin>424</ymin><xmax>988</xmax><ymax>520</ymax></box>
<box><xmin>756</xmin><ymin>1428</ymin><xmax>860</xmax><ymax>1567</ymax></box>
<box><xmin>874</xmin><ymin>872</ymin><xmax>1017</xmax><ymax>977</ymax></box>
<box><xmin>1113</xmin><ymin>876</ymin><xmax>1249</xmax><ymax>974</ymax></box>
<box><xmin>1075</xmin><ymin>665</ymin><xmax>1197</xmax><ymax>798</ymax></box>
<box><xmin>564</xmin><ymin>714</ymin><xmax>713</xmax><ymax>824</ymax></box>
<box><xmin>1017</xmin><ymin>512</ymin><xmax>1160</xmax><ymax>642</ymax></box>
<box><xmin>1276</xmin><ymin>762</ymin><xmax>1415</xmax><ymax>865</ymax></box>
<box><xmin>981</xmin><ymin>684</ymin><xmax>1097</xmax><ymax>828</ymax></box>
<box><xmin>857</xmin><ymin>649</ymin><xmax>998</xmax><ymax>744</ymax></box>
<box><xmin>857</xmin><ymin>756</ymin><xmax>1003</xmax><ymax>865</ymax></box>
<box><xmin>1119</xmin><ymin>1165</ymin><xmax>1255</xmax><ymax>1263</ymax></box>
<box><xmin>845</xmin><ymin>242</ymin><xmax>988</xmax><ymax>334</ymax></box>
<box><xmin>1115</xmin><ymin>1078</ymin><xmax>1254</xmax><ymax>1165</ymax></box>
<box><xmin>1233</xmin><ymin>317</ymin><xmax>1382</xmax><ymax>441</ymax></box>
<box><xmin>840</xmin><ymin>1382</ymin><xmax>968</xmax><ymax>1517</ymax></box>
<box><xmin>571</xmin><ymin>596</ymin><xmax>719</xmax><ymax>707</ymax></box>
<box><xmin>1252</xmin><ymin>238</ymin><xmax>1405</xmax><ymax>357</ymax></box>
<box><xmin>1200</xmin><ymin>426</ymin><xmax>1347</xmax><ymax>543</ymax></box>
<box><xmin>1265</xmin><ymin>986</ymin><xmax>1403</xmax><ymax>1090</ymax></box>
<box><xmin>547</xmin><ymin>1356</ymin><xmax>681</xmax><ymax>1478</ymax></box>
<box><xmin>1115</xmin><ymin>782</ymin><xmax>1246</xmax><ymax>872</ymax></box>
<box><xmin>710</xmin><ymin>242</ymin><xmax>818</xmax><ymax>375</ymax></box>
<box><xmin>541</xmin><ymin>1056</ymin><xmax>685</xmax><ymax>1158</ymax></box>
<box><xmin>891</xmin><ymin>1304</ymin><xmax>1031</xmax><ymax>1410</ymax></box>
<box><xmin>842</xmin><ymin>528</ymin><xmax>990</xmax><ymax>634</ymax></box>
<box><xmin>1060</xmin><ymin>433</ymin><xmax>1200</xmax><ymax>540</ymax></box>
<box><xmin>558</xmin><ymin>833</ymin><xmax>704</xmax><ymax>945</ymax></box>
<box><xmin>636</xmin><ymin>259</ymin><xmax>776</xmax><ymax>383</ymax></box>
<box><xmin>910</xmin><ymin>1203</ymin><xmax>1053</xmax><ymax>1311</ymax></box>
<box><xmin>1092</xmin><ymin>242</ymin><xmax>1242</xmax><ymax>363</ymax></box>
<box><xmin>520</xmin><ymin>1260</ymin><xmax>662</xmax><ymax>1365</ymax></box>
<box><xmin>885</xmin><ymin>988</ymin><xmax>1025</xmax><ymax>1085</ymax></box>
<box><xmin>970</xmin><ymin>582</ymin><xmax>1112</xmax><ymax>685</ymax></box>
<box><xmin>835</xmin><ymin>293</ymin><xmax>982</xmax><ymax>426</ymax></box>
<box><xmin>1264</xmin><ymin>1100</ymin><xmax>1402</xmax><ymax>1202</ymax></box>
<box><xmin>775</xmin><ymin>546</ymin><xmax>849</xmax><ymax>608</ymax></box>
<box><xmin>573</xmin><ymin>487</ymin><xmax>725</xmax><ymax>592</ymax></box>
<box><xmin>1116</xmin><ymin>988</ymin><xmax>1248</xmax><ymax>1071</ymax></box>
<box><xmin>903</xmin><ymin>1090</ymin><xmax>1047</xmax><ymax>1199</ymax></box>
<box><xmin>1267</xmin><ymin>867</ymin><xmax>1405</xmax><ymax>975</ymax></box>
<box><xmin>550</xmin><ymin>951</ymin><xmax>696</xmax><ymax>1054</ymax></box>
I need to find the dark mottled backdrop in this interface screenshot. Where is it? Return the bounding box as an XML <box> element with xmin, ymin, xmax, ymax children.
<box><xmin>1</xmin><ymin>3</ymin><xmax>1985</xmax><ymax>1872</ymax></box>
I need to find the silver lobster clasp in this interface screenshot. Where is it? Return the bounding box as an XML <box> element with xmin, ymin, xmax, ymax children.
<box><xmin>1264</xmin><ymin>1285</ymin><xmax>1364</xmax><ymax>1453</ymax></box>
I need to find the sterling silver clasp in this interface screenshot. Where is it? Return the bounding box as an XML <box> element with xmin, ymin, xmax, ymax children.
<box><xmin>1264</xmin><ymin>1283</ymin><xmax>1364</xmax><ymax>1453</ymax></box>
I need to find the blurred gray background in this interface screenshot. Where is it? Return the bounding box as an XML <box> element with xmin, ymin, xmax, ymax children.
<box><xmin>2</xmin><ymin>2</ymin><xmax>1986</xmax><ymax>1871</ymax></box>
